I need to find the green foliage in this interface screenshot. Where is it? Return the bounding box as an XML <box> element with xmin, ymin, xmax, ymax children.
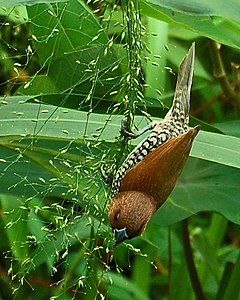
<box><xmin>0</xmin><ymin>0</ymin><xmax>240</xmax><ymax>299</ymax></box>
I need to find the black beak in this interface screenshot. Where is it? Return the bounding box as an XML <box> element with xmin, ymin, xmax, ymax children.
<box><xmin>114</xmin><ymin>228</ymin><xmax>129</xmax><ymax>246</ymax></box>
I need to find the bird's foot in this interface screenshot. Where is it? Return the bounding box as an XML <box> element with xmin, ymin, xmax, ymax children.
<box><xmin>121</xmin><ymin>119</ymin><xmax>155</xmax><ymax>140</ymax></box>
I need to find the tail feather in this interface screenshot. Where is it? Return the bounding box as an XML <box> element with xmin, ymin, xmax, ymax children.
<box><xmin>166</xmin><ymin>43</ymin><xmax>195</xmax><ymax>122</ymax></box>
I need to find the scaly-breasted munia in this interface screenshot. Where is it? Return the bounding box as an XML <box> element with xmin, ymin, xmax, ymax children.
<box><xmin>108</xmin><ymin>43</ymin><xmax>200</xmax><ymax>245</ymax></box>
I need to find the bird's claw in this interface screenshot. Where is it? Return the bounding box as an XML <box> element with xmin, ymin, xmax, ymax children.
<box><xmin>121</xmin><ymin>119</ymin><xmax>155</xmax><ymax>140</ymax></box>
<box><xmin>120</xmin><ymin>119</ymin><xmax>136</xmax><ymax>140</ymax></box>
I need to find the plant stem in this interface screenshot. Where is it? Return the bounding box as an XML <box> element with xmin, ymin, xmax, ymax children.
<box><xmin>207</xmin><ymin>213</ymin><xmax>228</xmax><ymax>249</ymax></box>
<box><xmin>222</xmin><ymin>250</ymin><xmax>240</xmax><ymax>300</ymax></box>
<box><xmin>114</xmin><ymin>0</ymin><xmax>144</xmax><ymax>170</ymax></box>
<box><xmin>122</xmin><ymin>0</ymin><xmax>143</xmax><ymax>127</ymax></box>
<box><xmin>181</xmin><ymin>219</ymin><xmax>206</xmax><ymax>300</ymax></box>
<box><xmin>208</xmin><ymin>39</ymin><xmax>240</xmax><ymax>117</ymax></box>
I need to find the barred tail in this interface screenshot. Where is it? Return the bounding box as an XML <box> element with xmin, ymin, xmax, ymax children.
<box><xmin>166</xmin><ymin>43</ymin><xmax>195</xmax><ymax>122</ymax></box>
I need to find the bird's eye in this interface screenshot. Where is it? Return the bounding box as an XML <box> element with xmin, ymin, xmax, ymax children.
<box><xmin>114</xmin><ymin>211</ymin><xmax>120</xmax><ymax>222</ymax></box>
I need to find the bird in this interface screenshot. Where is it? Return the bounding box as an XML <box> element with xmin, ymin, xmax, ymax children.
<box><xmin>108</xmin><ymin>43</ymin><xmax>200</xmax><ymax>245</ymax></box>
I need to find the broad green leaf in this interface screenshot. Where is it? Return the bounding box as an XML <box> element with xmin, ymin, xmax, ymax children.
<box><xmin>0</xmin><ymin>99</ymin><xmax>239</xmax><ymax>168</ymax></box>
<box><xmin>0</xmin><ymin>195</ymin><xmax>29</xmax><ymax>263</ymax></box>
<box><xmin>30</xmin><ymin>215</ymin><xmax>95</xmax><ymax>270</ymax></box>
<box><xmin>48</xmin><ymin>46</ymin><xmax>122</xmax><ymax>95</ymax></box>
<box><xmin>27</xmin><ymin>0</ymin><xmax>108</xmax><ymax>64</ymax></box>
<box><xmin>215</xmin><ymin>121</ymin><xmax>240</xmax><ymax>138</ymax></box>
<box><xmin>191</xmin><ymin>130</ymin><xmax>240</xmax><ymax>170</ymax></box>
<box><xmin>0</xmin><ymin>145</ymin><xmax>69</xmax><ymax>198</ymax></box>
<box><xmin>0</xmin><ymin>97</ymin><xmax>121</xmax><ymax>140</ymax></box>
<box><xmin>0</xmin><ymin>6</ymin><xmax>28</xmax><ymax>23</ymax></box>
<box><xmin>144</xmin><ymin>0</ymin><xmax>240</xmax><ymax>23</ymax></box>
<box><xmin>141</xmin><ymin>0</ymin><xmax>240</xmax><ymax>49</ymax></box>
<box><xmin>105</xmin><ymin>272</ymin><xmax>150</xmax><ymax>300</ymax></box>
<box><xmin>19</xmin><ymin>45</ymin><xmax>123</xmax><ymax>106</ymax></box>
<box><xmin>152</xmin><ymin>158</ymin><xmax>240</xmax><ymax>226</ymax></box>
<box><xmin>0</xmin><ymin>0</ymin><xmax>68</xmax><ymax>6</ymax></box>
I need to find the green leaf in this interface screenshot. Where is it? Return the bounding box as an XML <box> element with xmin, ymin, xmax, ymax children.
<box><xmin>141</xmin><ymin>0</ymin><xmax>240</xmax><ymax>49</ymax></box>
<box><xmin>30</xmin><ymin>216</ymin><xmax>94</xmax><ymax>270</ymax></box>
<box><xmin>0</xmin><ymin>6</ymin><xmax>28</xmax><ymax>23</ymax></box>
<box><xmin>144</xmin><ymin>0</ymin><xmax>240</xmax><ymax>23</ymax></box>
<box><xmin>192</xmin><ymin>130</ymin><xmax>240</xmax><ymax>169</ymax></box>
<box><xmin>0</xmin><ymin>145</ymin><xmax>69</xmax><ymax>198</ymax></box>
<box><xmin>0</xmin><ymin>195</ymin><xmax>29</xmax><ymax>263</ymax></box>
<box><xmin>1</xmin><ymin>99</ymin><xmax>239</xmax><ymax>168</ymax></box>
<box><xmin>27</xmin><ymin>0</ymin><xmax>108</xmax><ymax>64</ymax></box>
<box><xmin>15</xmin><ymin>1</ymin><xmax>124</xmax><ymax>109</ymax></box>
<box><xmin>152</xmin><ymin>158</ymin><xmax>240</xmax><ymax>226</ymax></box>
<box><xmin>222</xmin><ymin>251</ymin><xmax>240</xmax><ymax>300</ymax></box>
<box><xmin>0</xmin><ymin>97</ymin><xmax>120</xmax><ymax>140</ymax></box>
<box><xmin>19</xmin><ymin>45</ymin><xmax>122</xmax><ymax>107</ymax></box>
<box><xmin>0</xmin><ymin>0</ymin><xmax>68</xmax><ymax>6</ymax></box>
<box><xmin>105</xmin><ymin>272</ymin><xmax>150</xmax><ymax>300</ymax></box>
<box><xmin>215</xmin><ymin>120</ymin><xmax>240</xmax><ymax>138</ymax></box>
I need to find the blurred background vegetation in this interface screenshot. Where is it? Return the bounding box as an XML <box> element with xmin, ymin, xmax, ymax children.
<box><xmin>0</xmin><ymin>0</ymin><xmax>240</xmax><ymax>299</ymax></box>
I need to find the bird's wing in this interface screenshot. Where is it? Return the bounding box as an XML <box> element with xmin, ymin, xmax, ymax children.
<box><xmin>119</xmin><ymin>126</ymin><xmax>200</xmax><ymax>208</ymax></box>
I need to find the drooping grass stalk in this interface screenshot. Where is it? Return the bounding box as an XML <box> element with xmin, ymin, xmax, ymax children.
<box><xmin>111</xmin><ymin>0</ymin><xmax>145</xmax><ymax>171</ymax></box>
<box><xmin>121</xmin><ymin>0</ymin><xmax>144</xmax><ymax>128</ymax></box>
<box><xmin>83</xmin><ymin>227</ymin><xmax>99</xmax><ymax>300</ymax></box>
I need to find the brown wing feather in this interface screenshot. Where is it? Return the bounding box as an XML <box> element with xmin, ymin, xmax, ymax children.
<box><xmin>120</xmin><ymin>126</ymin><xmax>200</xmax><ymax>208</ymax></box>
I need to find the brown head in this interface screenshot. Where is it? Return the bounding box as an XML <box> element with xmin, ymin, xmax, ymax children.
<box><xmin>108</xmin><ymin>191</ymin><xmax>157</xmax><ymax>245</ymax></box>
